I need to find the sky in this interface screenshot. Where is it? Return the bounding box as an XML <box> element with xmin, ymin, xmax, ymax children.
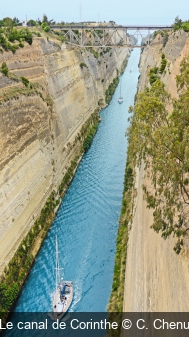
<box><xmin>0</xmin><ymin>0</ymin><xmax>189</xmax><ymax>25</ymax></box>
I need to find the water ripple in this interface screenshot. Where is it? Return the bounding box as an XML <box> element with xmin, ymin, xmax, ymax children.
<box><xmin>14</xmin><ymin>49</ymin><xmax>140</xmax><ymax>313</ymax></box>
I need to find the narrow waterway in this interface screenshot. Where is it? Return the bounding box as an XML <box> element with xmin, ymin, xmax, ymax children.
<box><xmin>14</xmin><ymin>48</ymin><xmax>140</xmax><ymax>312</ymax></box>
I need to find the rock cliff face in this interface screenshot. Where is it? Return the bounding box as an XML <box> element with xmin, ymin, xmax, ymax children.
<box><xmin>0</xmin><ymin>36</ymin><xmax>129</xmax><ymax>273</ymax></box>
<box><xmin>124</xmin><ymin>30</ymin><xmax>189</xmax><ymax>311</ymax></box>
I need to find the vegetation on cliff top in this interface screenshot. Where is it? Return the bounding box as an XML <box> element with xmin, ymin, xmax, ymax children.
<box><xmin>172</xmin><ymin>16</ymin><xmax>189</xmax><ymax>32</ymax></box>
<box><xmin>0</xmin><ymin>63</ymin><xmax>53</xmax><ymax>106</ymax></box>
<box><xmin>0</xmin><ymin>25</ymin><xmax>33</xmax><ymax>53</ymax></box>
<box><xmin>0</xmin><ymin>14</ymin><xmax>66</xmax><ymax>54</ymax></box>
<box><xmin>128</xmin><ymin>57</ymin><xmax>189</xmax><ymax>253</ymax></box>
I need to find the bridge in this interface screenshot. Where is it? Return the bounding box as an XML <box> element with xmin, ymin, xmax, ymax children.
<box><xmin>50</xmin><ymin>25</ymin><xmax>173</xmax><ymax>48</ymax></box>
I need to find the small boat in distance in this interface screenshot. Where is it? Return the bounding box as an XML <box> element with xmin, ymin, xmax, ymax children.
<box><xmin>118</xmin><ymin>79</ymin><xmax>123</xmax><ymax>104</ymax></box>
<box><xmin>118</xmin><ymin>97</ymin><xmax>123</xmax><ymax>104</ymax></box>
<box><xmin>52</xmin><ymin>236</ymin><xmax>73</xmax><ymax>319</ymax></box>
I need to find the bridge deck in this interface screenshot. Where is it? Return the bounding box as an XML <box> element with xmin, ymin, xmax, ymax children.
<box><xmin>50</xmin><ymin>25</ymin><xmax>172</xmax><ymax>30</ymax></box>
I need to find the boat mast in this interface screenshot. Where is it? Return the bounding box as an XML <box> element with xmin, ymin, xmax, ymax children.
<box><xmin>55</xmin><ymin>235</ymin><xmax>60</xmax><ymax>287</ymax></box>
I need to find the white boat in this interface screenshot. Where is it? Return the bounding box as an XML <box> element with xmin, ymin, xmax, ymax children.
<box><xmin>118</xmin><ymin>79</ymin><xmax>123</xmax><ymax>104</ymax></box>
<box><xmin>52</xmin><ymin>236</ymin><xmax>73</xmax><ymax>319</ymax></box>
<box><xmin>118</xmin><ymin>97</ymin><xmax>123</xmax><ymax>104</ymax></box>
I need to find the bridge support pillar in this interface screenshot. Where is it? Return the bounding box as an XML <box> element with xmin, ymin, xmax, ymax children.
<box><xmin>80</xmin><ymin>29</ymin><xmax>83</xmax><ymax>47</ymax></box>
<box><xmin>147</xmin><ymin>28</ymin><xmax>150</xmax><ymax>46</ymax></box>
<box><xmin>114</xmin><ymin>30</ymin><xmax>116</xmax><ymax>45</ymax></box>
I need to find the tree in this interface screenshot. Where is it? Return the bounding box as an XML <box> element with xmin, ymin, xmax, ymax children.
<box><xmin>42</xmin><ymin>13</ymin><xmax>48</xmax><ymax>23</ymax></box>
<box><xmin>27</xmin><ymin>19</ymin><xmax>37</xmax><ymax>27</ymax></box>
<box><xmin>36</xmin><ymin>18</ymin><xmax>42</xmax><ymax>25</ymax></box>
<box><xmin>3</xmin><ymin>17</ymin><xmax>14</xmax><ymax>28</ymax></box>
<box><xmin>42</xmin><ymin>13</ymin><xmax>55</xmax><ymax>25</ymax></box>
<box><xmin>128</xmin><ymin>62</ymin><xmax>189</xmax><ymax>253</ymax></box>
<box><xmin>12</xmin><ymin>17</ymin><xmax>20</xmax><ymax>26</ymax></box>
<box><xmin>172</xmin><ymin>16</ymin><xmax>182</xmax><ymax>30</ymax></box>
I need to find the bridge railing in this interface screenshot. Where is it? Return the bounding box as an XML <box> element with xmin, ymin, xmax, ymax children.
<box><xmin>50</xmin><ymin>25</ymin><xmax>173</xmax><ymax>30</ymax></box>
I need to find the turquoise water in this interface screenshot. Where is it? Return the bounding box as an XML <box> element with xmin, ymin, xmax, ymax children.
<box><xmin>14</xmin><ymin>48</ymin><xmax>140</xmax><ymax>312</ymax></box>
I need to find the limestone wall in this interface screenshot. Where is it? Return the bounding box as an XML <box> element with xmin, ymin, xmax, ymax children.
<box><xmin>0</xmin><ymin>36</ymin><xmax>130</xmax><ymax>273</ymax></box>
<box><xmin>124</xmin><ymin>30</ymin><xmax>189</xmax><ymax>312</ymax></box>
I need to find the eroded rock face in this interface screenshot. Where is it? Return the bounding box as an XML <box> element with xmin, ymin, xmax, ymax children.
<box><xmin>124</xmin><ymin>31</ymin><xmax>189</xmax><ymax>312</ymax></box>
<box><xmin>0</xmin><ymin>36</ymin><xmax>129</xmax><ymax>272</ymax></box>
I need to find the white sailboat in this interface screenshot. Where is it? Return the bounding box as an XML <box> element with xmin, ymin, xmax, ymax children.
<box><xmin>52</xmin><ymin>236</ymin><xmax>73</xmax><ymax>319</ymax></box>
<box><xmin>118</xmin><ymin>80</ymin><xmax>123</xmax><ymax>104</ymax></box>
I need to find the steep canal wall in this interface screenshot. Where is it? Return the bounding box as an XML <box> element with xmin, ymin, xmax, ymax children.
<box><xmin>0</xmin><ymin>31</ymin><xmax>130</xmax><ymax>281</ymax></box>
<box><xmin>123</xmin><ymin>29</ymin><xmax>189</xmax><ymax>311</ymax></box>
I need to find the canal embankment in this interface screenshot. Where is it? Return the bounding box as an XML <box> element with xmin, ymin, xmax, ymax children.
<box><xmin>0</xmin><ymin>29</ymin><xmax>131</xmax><ymax>315</ymax></box>
<box><xmin>123</xmin><ymin>29</ymin><xmax>189</xmax><ymax>312</ymax></box>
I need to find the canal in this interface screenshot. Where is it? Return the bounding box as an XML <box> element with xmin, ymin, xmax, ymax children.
<box><xmin>14</xmin><ymin>48</ymin><xmax>140</xmax><ymax>312</ymax></box>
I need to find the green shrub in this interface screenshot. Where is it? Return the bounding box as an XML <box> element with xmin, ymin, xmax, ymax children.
<box><xmin>60</xmin><ymin>35</ymin><xmax>66</xmax><ymax>42</ymax></box>
<box><xmin>159</xmin><ymin>54</ymin><xmax>167</xmax><ymax>74</ymax></box>
<box><xmin>80</xmin><ymin>62</ymin><xmax>88</xmax><ymax>69</ymax></box>
<box><xmin>21</xmin><ymin>76</ymin><xmax>29</xmax><ymax>87</ymax></box>
<box><xmin>83</xmin><ymin>123</ymin><xmax>98</xmax><ymax>152</ymax></box>
<box><xmin>19</xmin><ymin>28</ymin><xmax>33</xmax><ymax>45</ymax></box>
<box><xmin>181</xmin><ymin>22</ymin><xmax>189</xmax><ymax>32</ymax></box>
<box><xmin>1</xmin><ymin>62</ymin><xmax>8</xmax><ymax>76</ymax></box>
<box><xmin>10</xmin><ymin>44</ymin><xmax>19</xmax><ymax>53</ymax></box>
<box><xmin>19</xmin><ymin>42</ymin><xmax>24</xmax><ymax>48</ymax></box>
<box><xmin>87</xmin><ymin>48</ymin><xmax>99</xmax><ymax>58</ymax></box>
<box><xmin>8</xmin><ymin>28</ymin><xmax>19</xmax><ymax>42</ymax></box>
<box><xmin>0</xmin><ymin>32</ymin><xmax>9</xmax><ymax>50</ymax></box>
<box><xmin>44</xmin><ymin>26</ymin><xmax>50</xmax><ymax>32</ymax></box>
<box><xmin>41</xmin><ymin>22</ymin><xmax>50</xmax><ymax>32</ymax></box>
<box><xmin>149</xmin><ymin>67</ymin><xmax>159</xmax><ymax>85</ymax></box>
<box><xmin>108</xmin><ymin>160</ymin><xmax>133</xmax><ymax>313</ymax></box>
<box><xmin>32</xmin><ymin>31</ymin><xmax>41</xmax><ymax>37</ymax></box>
<box><xmin>41</xmin><ymin>22</ymin><xmax>47</xmax><ymax>29</ymax></box>
<box><xmin>105</xmin><ymin>76</ymin><xmax>119</xmax><ymax>104</ymax></box>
